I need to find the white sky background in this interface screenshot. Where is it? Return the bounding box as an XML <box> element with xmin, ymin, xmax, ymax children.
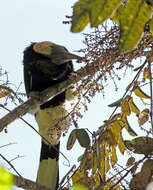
<box><xmin>0</xmin><ymin>1</ymin><xmax>149</xmax><ymax>190</ymax></box>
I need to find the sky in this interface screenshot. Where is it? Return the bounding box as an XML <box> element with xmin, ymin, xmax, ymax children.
<box><xmin>0</xmin><ymin>1</ymin><xmax>147</xmax><ymax>190</ymax></box>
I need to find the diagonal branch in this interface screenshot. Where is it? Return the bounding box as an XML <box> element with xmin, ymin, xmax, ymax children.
<box><xmin>0</xmin><ymin>59</ymin><xmax>100</xmax><ymax>131</ymax></box>
<box><xmin>0</xmin><ymin>33</ymin><xmax>152</xmax><ymax>131</ymax></box>
<box><xmin>14</xmin><ymin>173</ymin><xmax>53</xmax><ymax>190</ymax></box>
<box><xmin>0</xmin><ymin>153</ymin><xmax>22</xmax><ymax>177</ymax></box>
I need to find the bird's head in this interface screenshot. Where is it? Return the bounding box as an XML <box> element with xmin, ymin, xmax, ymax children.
<box><xmin>33</xmin><ymin>41</ymin><xmax>81</xmax><ymax>65</ymax></box>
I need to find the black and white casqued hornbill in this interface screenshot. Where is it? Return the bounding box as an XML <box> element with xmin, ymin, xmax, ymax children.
<box><xmin>23</xmin><ymin>41</ymin><xmax>80</xmax><ymax>190</ymax></box>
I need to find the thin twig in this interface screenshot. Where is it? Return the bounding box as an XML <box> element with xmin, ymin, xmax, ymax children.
<box><xmin>9</xmin><ymin>155</ymin><xmax>25</xmax><ymax>163</ymax></box>
<box><xmin>0</xmin><ymin>84</ymin><xmax>24</xmax><ymax>104</ymax></box>
<box><xmin>0</xmin><ymin>153</ymin><xmax>22</xmax><ymax>177</ymax></box>
<box><xmin>0</xmin><ymin>142</ymin><xmax>17</xmax><ymax>149</ymax></box>
<box><xmin>0</xmin><ymin>104</ymin><xmax>70</xmax><ymax>167</ymax></box>
<box><xmin>109</xmin><ymin>156</ymin><xmax>146</xmax><ymax>189</ymax></box>
<box><xmin>21</xmin><ymin>117</ymin><xmax>70</xmax><ymax>167</ymax></box>
<box><xmin>58</xmin><ymin>164</ymin><xmax>76</xmax><ymax>190</ymax></box>
<box><xmin>109</xmin><ymin>59</ymin><xmax>147</xmax><ymax>120</ymax></box>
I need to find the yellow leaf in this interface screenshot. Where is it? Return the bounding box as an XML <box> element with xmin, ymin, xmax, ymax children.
<box><xmin>73</xmin><ymin>183</ymin><xmax>89</xmax><ymax>190</ymax></box>
<box><xmin>80</xmin><ymin>150</ymin><xmax>92</xmax><ymax>171</ymax></box>
<box><xmin>134</xmin><ymin>86</ymin><xmax>150</xmax><ymax>99</ymax></box>
<box><xmin>92</xmin><ymin>154</ymin><xmax>98</xmax><ymax>174</ymax></box>
<box><xmin>101</xmin><ymin>130</ymin><xmax>116</xmax><ymax>146</ymax></box>
<box><xmin>122</xmin><ymin>115</ymin><xmax>137</xmax><ymax>136</ymax></box>
<box><xmin>111</xmin><ymin>113</ymin><xmax>122</xmax><ymax>120</ymax></box>
<box><xmin>121</xmin><ymin>98</ymin><xmax>131</xmax><ymax>116</ymax></box>
<box><xmin>0</xmin><ymin>166</ymin><xmax>15</xmax><ymax>190</ymax></box>
<box><xmin>128</xmin><ymin>96</ymin><xmax>140</xmax><ymax>115</ymax></box>
<box><xmin>105</xmin><ymin>149</ymin><xmax>110</xmax><ymax>173</ymax></box>
<box><xmin>143</xmin><ymin>66</ymin><xmax>151</xmax><ymax>80</ymax></box>
<box><xmin>118</xmin><ymin>132</ymin><xmax>126</xmax><ymax>155</ymax></box>
<box><xmin>104</xmin><ymin>181</ymin><xmax>122</xmax><ymax>190</ymax></box>
<box><xmin>111</xmin><ymin>146</ymin><xmax>117</xmax><ymax>167</ymax></box>
<box><xmin>100</xmin><ymin>155</ymin><xmax>105</xmax><ymax>180</ymax></box>
<box><xmin>149</xmin><ymin>17</ymin><xmax>153</xmax><ymax>35</ymax></box>
<box><xmin>72</xmin><ymin>170</ymin><xmax>85</xmax><ymax>184</ymax></box>
<box><xmin>72</xmin><ymin>176</ymin><xmax>95</xmax><ymax>190</ymax></box>
<box><xmin>110</xmin><ymin>120</ymin><xmax>122</xmax><ymax>143</ymax></box>
<box><xmin>0</xmin><ymin>90</ymin><xmax>11</xmax><ymax>98</ymax></box>
<box><xmin>93</xmin><ymin>172</ymin><xmax>101</xmax><ymax>187</ymax></box>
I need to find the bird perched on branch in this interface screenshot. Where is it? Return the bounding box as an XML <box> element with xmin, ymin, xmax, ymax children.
<box><xmin>23</xmin><ymin>41</ymin><xmax>80</xmax><ymax>190</ymax></box>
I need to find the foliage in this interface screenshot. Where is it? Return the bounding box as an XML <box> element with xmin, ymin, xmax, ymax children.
<box><xmin>124</xmin><ymin>137</ymin><xmax>153</xmax><ymax>155</ymax></box>
<box><xmin>71</xmin><ymin>0</ymin><xmax>153</xmax><ymax>53</ymax></box>
<box><xmin>1</xmin><ymin>1</ymin><xmax>153</xmax><ymax>190</ymax></box>
<box><xmin>64</xmin><ymin>20</ymin><xmax>153</xmax><ymax>189</ymax></box>
<box><xmin>0</xmin><ymin>166</ymin><xmax>15</xmax><ymax>190</ymax></box>
<box><xmin>67</xmin><ymin>128</ymin><xmax>90</xmax><ymax>149</ymax></box>
<box><xmin>69</xmin><ymin>184</ymin><xmax>89</xmax><ymax>190</ymax></box>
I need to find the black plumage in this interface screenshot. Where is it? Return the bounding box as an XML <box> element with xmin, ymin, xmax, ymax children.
<box><xmin>23</xmin><ymin>41</ymin><xmax>78</xmax><ymax>190</ymax></box>
<box><xmin>24</xmin><ymin>42</ymin><xmax>73</xmax><ymax>107</ymax></box>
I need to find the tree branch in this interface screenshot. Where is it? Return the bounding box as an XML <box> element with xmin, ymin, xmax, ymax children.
<box><xmin>0</xmin><ymin>60</ymin><xmax>100</xmax><ymax>131</ymax></box>
<box><xmin>0</xmin><ymin>32</ymin><xmax>152</xmax><ymax>131</ymax></box>
<box><xmin>14</xmin><ymin>174</ymin><xmax>53</xmax><ymax>190</ymax></box>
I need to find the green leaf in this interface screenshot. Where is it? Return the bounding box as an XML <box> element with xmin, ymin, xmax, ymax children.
<box><xmin>123</xmin><ymin>116</ymin><xmax>137</xmax><ymax>137</ymax></box>
<box><xmin>67</xmin><ymin>129</ymin><xmax>77</xmax><ymax>150</ymax></box>
<box><xmin>134</xmin><ymin>86</ymin><xmax>150</xmax><ymax>99</ymax></box>
<box><xmin>108</xmin><ymin>98</ymin><xmax>122</xmax><ymax>107</ymax></box>
<box><xmin>0</xmin><ymin>166</ymin><xmax>15</xmax><ymax>190</ymax></box>
<box><xmin>71</xmin><ymin>0</ymin><xmax>90</xmax><ymax>33</ymax></box>
<box><xmin>118</xmin><ymin>0</ymin><xmax>152</xmax><ymax>53</ymax></box>
<box><xmin>124</xmin><ymin>137</ymin><xmax>153</xmax><ymax>155</ymax></box>
<box><xmin>76</xmin><ymin>129</ymin><xmax>90</xmax><ymax>148</ymax></box>
<box><xmin>71</xmin><ymin>0</ymin><xmax>122</xmax><ymax>32</ymax></box>
<box><xmin>88</xmin><ymin>0</ymin><xmax>122</xmax><ymax>27</ymax></box>
<box><xmin>72</xmin><ymin>183</ymin><xmax>89</xmax><ymax>190</ymax></box>
<box><xmin>112</xmin><ymin>4</ymin><xmax>124</xmax><ymax>24</ymax></box>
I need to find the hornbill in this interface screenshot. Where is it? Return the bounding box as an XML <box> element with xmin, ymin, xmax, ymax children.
<box><xmin>23</xmin><ymin>41</ymin><xmax>80</xmax><ymax>190</ymax></box>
